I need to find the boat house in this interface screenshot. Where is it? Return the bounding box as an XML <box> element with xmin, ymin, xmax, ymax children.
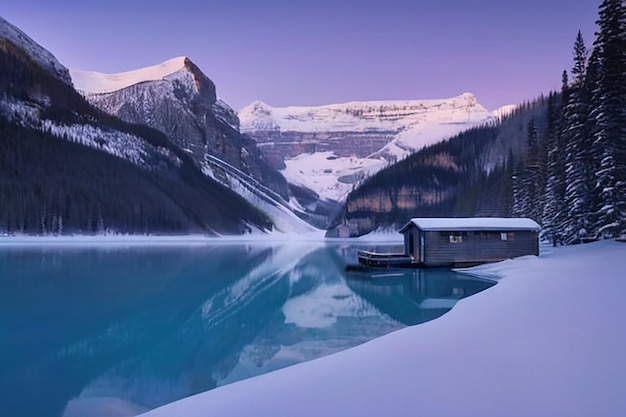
<box><xmin>398</xmin><ymin>217</ymin><xmax>541</xmax><ymax>267</ymax></box>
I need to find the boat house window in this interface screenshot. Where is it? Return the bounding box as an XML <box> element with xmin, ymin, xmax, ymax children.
<box><xmin>501</xmin><ymin>232</ymin><xmax>515</xmax><ymax>241</ymax></box>
<box><xmin>448</xmin><ymin>232</ymin><xmax>466</xmax><ymax>243</ymax></box>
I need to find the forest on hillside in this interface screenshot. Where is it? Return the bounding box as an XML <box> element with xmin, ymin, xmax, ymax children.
<box><xmin>331</xmin><ymin>100</ymin><xmax>548</xmax><ymax>236</ymax></box>
<box><xmin>0</xmin><ymin>116</ymin><xmax>272</xmax><ymax>235</ymax></box>
<box><xmin>336</xmin><ymin>0</ymin><xmax>626</xmax><ymax>243</ymax></box>
<box><xmin>0</xmin><ymin>39</ymin><xmax>272</xmax><ymax>235</ymax></box>
<box><xmin>513</xmin><ymin>0</ymin><xmax>626</xmax><ymax>244</ymax></box>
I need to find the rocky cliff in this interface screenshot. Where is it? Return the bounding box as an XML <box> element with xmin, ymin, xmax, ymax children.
<box><xmin>239</xmin><ymin>94</ymin><xmax>495</xmax><ymax>203</ymax></box>
<box><xmin>72</xmin><ymin>58</ymin><xmax>289</xmax><ymax>200</ymax></box>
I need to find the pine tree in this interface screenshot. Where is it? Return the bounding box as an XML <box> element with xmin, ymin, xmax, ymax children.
<box><xmin>541</xmin><ymin>93</ymin><xmax>567</xmax><ymax>245</ymax></box>
<box><xmin>562</xmin><ymin>31</ymin><xmax>593</xmax><ymax>243</ymax></box>
<box><xmin>526</xmin><ymin>119</ymin><xmax>542</xmax><ymax>222</ymax></box>
<box><xmin>512</xmin><ymin>119</ymin><xmax>542</xmax><ymax>222</ymax></box>
<box><xmin>583</xmin><ymin>48</ymin><xmax>602</xmax><ymax>233</ymax></box>
<box><xmin>590</xmin><ymin>0</ymin><xmax>626</xmax><ymax>238</ymax></box>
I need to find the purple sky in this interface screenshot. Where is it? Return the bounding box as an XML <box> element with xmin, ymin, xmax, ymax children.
<box><xmin>4</xmin><ymin>0</ymin><xmax>598</xmax><ymax>111</ymax></box>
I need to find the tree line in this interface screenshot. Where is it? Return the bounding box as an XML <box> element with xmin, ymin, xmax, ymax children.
<box><xmin>0</xmin><ymin>116</ymin><xmax>272</xmax><ymax>235</ymax></box>
<box><xmin>337</xmin><ymin>0</ymin><xmax>625</xmax><ymax>242</ymax></box>
<box><xmin>514</xmin><ymin>0</ymin><xmax>626</xmax><ymax>244</ymax></box>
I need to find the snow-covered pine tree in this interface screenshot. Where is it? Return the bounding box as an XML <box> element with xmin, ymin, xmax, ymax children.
<box><xmin>513</xmin><ymin>119</ymin><xmax>542</xmax><ymax>222</ymax></box>
<box><xmin>562</xmin><ymin>31</ymin><xmax>593</xmax><ymax>243</ymax></box>
<box><xmin>541</xmin><ymin>92</ymin><xmax>567</xmax><ymax>245</ymax></box>
<box><xmin>527</xmin><ymin>119</ymin><xmax>543</xmax><ymax>222</ymax></box>
<box><xmin>584</xmin><ymin>48</ymin><xmax>602</xmax><ymax>236</ymax></box>
<box><xmin>590</xmin><ymin>0</ymin><xmax>626</xmax><ymax>238</ymax></box>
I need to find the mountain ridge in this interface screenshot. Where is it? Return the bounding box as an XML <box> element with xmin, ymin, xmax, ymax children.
<box><xmin>239</xmin><ymin>93</ymin><xmax>491</xmax><ymax>134</ymax></box>
<box><xmin>240</xmin><ymin>93</ymin><xmax>501</xmax><ymax>203</ymax></box>
<box><xmin>0</xmin><ymin>17</ymin><xmax>275</xmax><ymax>235</ymax></box>
<box><xmin>0</xmin><ymin>16</ymin><xmax>72</xmax><ymax>85</ymax></box>
<box><xmin>71</xmin><ymin>56</ymin><xmax>192</xmax><ymax>94</ymax></box>
<box><xmin>70</xmin><ymin>55</ymin><xmax>319</xmax><ymax>232</ymax></box>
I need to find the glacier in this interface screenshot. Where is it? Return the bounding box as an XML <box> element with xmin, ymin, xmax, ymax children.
<box><xmin>240</xmin><ymin>93</ymin><xmax>508</xmax><ymax>202</ymax></box>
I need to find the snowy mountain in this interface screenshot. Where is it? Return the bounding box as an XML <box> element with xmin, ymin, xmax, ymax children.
<box><xmin>240</xmin><ymin>93</ymin><xmax>497</xmax><ymax>203</ymax></box>
<box><xmin>72</xmin><ymin>57</ymin><xmax>193</xmax><ymax>94</ymax></box>
<box><xmin>72</xmin><ymin>58</ymin><xmax>318</xmax><ymax>232</ymax></box>
<box><xmin>0</xmin><ymin>16</ymin><xmax>71</xmax><ymax>85</ymax></box>
<box><xmin>71</xmin><ymin>57</ymin><xmax>277</xmax><ymax>186</ymax></box>
<box><xmin>0</xmin><ymin>17</ymin><xmax>275</xmax><ymax>235</ymax></box>
<box><xmin>328</xmin><ymin>97</ymin><xmax>549</xmax><ymax>237</ymax></box>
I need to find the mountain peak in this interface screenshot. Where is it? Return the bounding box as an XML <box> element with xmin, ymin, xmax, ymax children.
<box><xmin>0</xmin><ymin>16</ymin><xmax>72</xmax><ymax>85</ymax></box>
<box><xmin>239</xmin><ymin>93</ymin><xmax>490</xmax><ymax>134</ymax></box>
<box><xmin>240</xmin><ymin>93</ymin><xmax>494</xmax><ymax>202</ymax></box>
<box><xmin>70</xmin><ymin>56</ymin><xmax>194</xmax><ymax>94</ymax></box>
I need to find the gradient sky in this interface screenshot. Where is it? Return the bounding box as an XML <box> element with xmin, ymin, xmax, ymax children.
<box><xmin>4</xmin><ymin>0</ymin><xmax>599</xmax><ymax>111</ymax></box>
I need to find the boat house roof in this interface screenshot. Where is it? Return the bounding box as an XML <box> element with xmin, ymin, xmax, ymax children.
<box><xmin>399</xmin><ymin>217</ymin><xmax>541</xmax><ymax>233</ymax></box>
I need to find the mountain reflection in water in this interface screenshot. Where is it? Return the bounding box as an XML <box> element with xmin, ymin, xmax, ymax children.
<box><xmin>346</xmin><ymin>268</ymin><xmax>496</xmax><ymax>326</ymax></box>
<box><xmin>0</xmin><ymin>242</ymin><xmax>496</xmax><ymax>417</ymax></box>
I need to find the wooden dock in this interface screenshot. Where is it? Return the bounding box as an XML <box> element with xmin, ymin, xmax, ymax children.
<box><xmin>357</xmin><ymin>250</ymin><xmax>415</xmax><ymax>268</ymax></box>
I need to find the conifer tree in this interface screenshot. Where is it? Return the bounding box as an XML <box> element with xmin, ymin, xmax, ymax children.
<box><xmin>562</xmin><ymin>31</ymin><xmax>592</xmax><ymax>243</ymax></box>
<box><xmin>584</xmin><ymin>47</ymin><xmax>603</xmax><ymax>225</ymax></box>
<box><xmin>513</xmin><ymin>119</ymin><xmax>542</xmax><ymax>222</ymax></box>
<box><xmin>541</xmin><ymin>93</ymin><xmax>566</xmax><ymax>245</ymax></box>
<box><xmin>590</xmin><ymin>0</ymin><xmax>626</xmax><ymax>238</ymax></box>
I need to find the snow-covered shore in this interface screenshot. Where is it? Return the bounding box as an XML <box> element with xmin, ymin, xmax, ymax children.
<box><xmin>0</xmin><ymin>231</ymin><xmax>329</xmax><ymax>246</ymax></box>
<box><xmin>139</xmin><ymin>240</ymin><xmax>626</xmax><ymax>417</ymax></box>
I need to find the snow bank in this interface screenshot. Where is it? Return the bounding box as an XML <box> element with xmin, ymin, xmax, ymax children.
<box><xmin>0</xmin><ymin>232</ymin><xmax>328</xmax><ymax>247</ymax></box>
<box><xmin>140</xmin><ymin>240</ymin><xmax>626</xmax><ymax>417</ymax></box>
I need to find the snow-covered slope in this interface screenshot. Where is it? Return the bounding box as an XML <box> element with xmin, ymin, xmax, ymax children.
<box><xmin>0</xmin><ymin>18</ymin><xmax>278</xmax><ymax>235</ymax></box>
<box><xmin>240</xmin><ymin>93</ymin><xmax>497</xmax><ymax>202</ymax></box>
<box><xmin>493</xmin><ymin>103</ymin><xmax>518</xmax><ymax>119</ymax></box>
<box><xmin>71</xmin><ymin>56</ymin><xmax>189</xmax><ymax>94</ymax></box>
<box><xmin>240</xmin><ymin>93</ymin><xmax>489</xmax><ymax>133</ymax></box>
<box><xmin>72</xmin><ymin>57</ymin><xmax>242</xmax><ymax>129</ymax></box>
<box><xmin>71</xmin><ymin>58</ymin><xmax>316</xmax><ymax>233</ymax></box>
<box><xmin>0</xmin><ymin>16</ymin><xmax>72</xmax><ymax>85</ymax></box>
<box><xmin>72</xmin><ymin>57</ymin><xmax>221</xmax><ymax>163</ymax></box>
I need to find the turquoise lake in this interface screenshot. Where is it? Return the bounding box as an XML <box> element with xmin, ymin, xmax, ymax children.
<box><xmin>0</xmin><ymin>241</ymin><xmax>496</xmax><ymax>417</ymax></box>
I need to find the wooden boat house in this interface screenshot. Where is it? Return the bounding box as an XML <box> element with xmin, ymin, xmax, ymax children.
<box><xmin>398</xmin><ymin>217</ymin><xmax>541</xmax><ymax>267</ymax></box>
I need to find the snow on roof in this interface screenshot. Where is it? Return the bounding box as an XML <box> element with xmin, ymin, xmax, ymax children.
<box><xmin>70</xmin><ymin>56</ymin><xmax>188</xmax><ymax>94</ymax></box>
<box><xmin>400</xmin><ymin>217</ymin><xmax>541</xmax><ymax>232</ymax></box>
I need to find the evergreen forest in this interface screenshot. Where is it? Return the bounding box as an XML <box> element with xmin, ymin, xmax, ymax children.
<box><xmin>0</xmin><ymin>38</ymin><xmax>272</xmax><ymax>235</ymax></box>
<box><xmin>338</xmin><ymin>0</ymin><xmax>626</xmax><ymax>243</ymax></box>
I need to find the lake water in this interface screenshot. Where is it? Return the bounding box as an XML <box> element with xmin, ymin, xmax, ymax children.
<box><xmin>0</xmin><ymin>240</ymin><xmax>496</xmax><ymax>417</ymax></box>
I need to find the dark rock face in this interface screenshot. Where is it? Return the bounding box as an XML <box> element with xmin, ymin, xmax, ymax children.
<box><xmin>250</xmin><ymin>130</ymin><xmax>396</xmax><ymax>170</ymax></box>
<box><xmin>84</xmin><ymin>59</ymin><xmax>289</xmax><ymax>199</ymax></box>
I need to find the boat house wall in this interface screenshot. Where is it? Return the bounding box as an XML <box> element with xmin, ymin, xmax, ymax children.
<box><xmin>400</xmin><ymin>218</ymin><xmax>540</xmax><ymax>267</ymax></box>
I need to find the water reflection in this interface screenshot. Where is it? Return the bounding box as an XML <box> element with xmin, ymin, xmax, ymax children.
<box><xmin>346</xmin><ymin>268</ymin><xmax>496</xmax><ymax>326</ymax></box>
<box><xmin>0</xmin><ymin>242</ymin><xmax>496</xmax><ymax>417</ymax></box>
